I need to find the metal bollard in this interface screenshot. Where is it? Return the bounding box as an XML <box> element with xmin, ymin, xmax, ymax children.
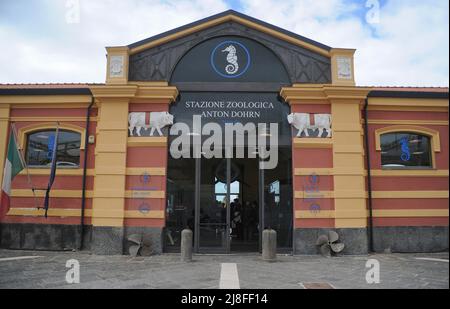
<box><xmin>262</xmin><ymin>229</ymin><xmax>277</xmax><ymax>262</ymax></box>
<box><xmin>181</xmin><ymin>229</ymin><xmax>193</xmax><ymax>262</ymax></box>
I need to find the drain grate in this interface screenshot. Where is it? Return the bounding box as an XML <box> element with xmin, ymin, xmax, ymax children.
<box><xmin>302</xmin><ymin>282</ymin><xmax>335</xmax><ymax>289</ymax></box>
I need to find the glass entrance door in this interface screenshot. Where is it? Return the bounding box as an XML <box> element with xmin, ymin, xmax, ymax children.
<box><xmin>195</xmin><ymin>154</ymin><xmax>262</xmax><ymax>253</ymax></box>
<box><xmin>260</xmin><ymin>147</ymin><xmax>293</xmax><ymax>251</ymax></box>
<box><xmin>229</xmin><ymin>156</ymin><xmax>259</xmax><ymax>252</ymax></box>
<box><xmin>197</xmin><ymin>158</ymin><xmax>231</xmax><ymax>253</ymax></box>
<box><xmin>190</xmin><ymin>148</ymin><xmax>293</xmax><ymax>253</ymax></box>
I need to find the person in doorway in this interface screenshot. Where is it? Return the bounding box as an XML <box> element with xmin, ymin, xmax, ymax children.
<box><xmin>246</xmin><ymin>201</ymin><xmax>258</xmax><ymax>241</ymax></box>
<box><xmin>232</xmin><ymin>198</ymin><xmax>242</xmax><ymax>239</ymax></box>
<box><xmin>243</xmin><ymin>201</ymin><xmax>252</xmax><ymax>241</ymax></box>
<box><xmin>230</xmin><ymin>198</ymin><xmax>236</xmax><ymax>236</ymax></box>
<box><xmin>221</xmin><ymin>196</ymin><xmax>228</xmax><ymax>224</ymax></box>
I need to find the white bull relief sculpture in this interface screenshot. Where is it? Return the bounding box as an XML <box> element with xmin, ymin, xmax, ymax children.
<box><xmin>128</xmin><ymin>112</ymin><xmax>174</xmax><ymax>137</ymax></box>
<box><xmin>287</xmin><ymin>113</ymin><xmax>332</xmax><ymax>138</ymax></box>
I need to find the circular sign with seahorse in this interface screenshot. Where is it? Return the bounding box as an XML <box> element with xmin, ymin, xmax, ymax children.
<box><xmin>210</xmin><ymin>41</ymin><xmax>251</xmax><ymax>78</ymax></box>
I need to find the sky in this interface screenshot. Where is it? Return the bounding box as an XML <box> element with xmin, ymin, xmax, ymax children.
<box><xmin>0</xmin><ymin>0</ymin><xmax>448</xmax><ymax>87</ymax></box>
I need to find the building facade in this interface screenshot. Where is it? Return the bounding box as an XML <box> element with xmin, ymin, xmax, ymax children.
<box><xmin>0</xmin><ymin>11</ymin><xmax>448</xmax><ymax>255</ymax></box>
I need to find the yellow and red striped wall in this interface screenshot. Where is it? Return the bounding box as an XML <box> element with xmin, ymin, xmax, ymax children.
<box><xmin>5</xmin><ymin>106</ymin><xmax>96</xmax><ymax>227</ymax></box>
<box><xmin>0</xmin><ymin>84</ymin><xmax>448</xmax><ymax>254</ymax></box>
<box><xmin>366</xmin><ymin>108</ymin><xmax>449</xmax><ymax>228</ymax></box>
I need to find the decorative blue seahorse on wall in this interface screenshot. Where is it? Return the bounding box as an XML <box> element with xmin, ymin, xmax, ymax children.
<box><xmin>222</xmin><ymin>45</ymin><xmax>239</xmax><ymax>75</ymax></box>
<box><xmin>400</xmin><ymin>137</ymin><xmax>411</xmax><ymax>161</ymax></box>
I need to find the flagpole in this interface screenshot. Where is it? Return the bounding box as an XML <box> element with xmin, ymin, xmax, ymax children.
<box><xmin>10</xmin><ymin>123</ymin><xmax>39</xmax><ymax>210</ymax></box>
<box><xmin>44</xmin><ymin>122</ymin><xmax>60</xmax><ymax>218</ymax></box>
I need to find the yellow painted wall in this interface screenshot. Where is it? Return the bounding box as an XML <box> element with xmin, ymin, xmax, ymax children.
<box><xmin>91</xmin><ymin>99</ymin><xmax>129</xmax><ymax>227</ymax></box>
<box><xmin>0</xmin><ymin>104</ymin><xmax>10</xmax><ymax>191</ymax></box>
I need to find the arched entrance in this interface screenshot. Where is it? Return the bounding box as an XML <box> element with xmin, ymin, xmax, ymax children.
<box><xmin>164</xmin><ymin>35</ymin><xmax>293</xmax><ymax>253</ymax></box>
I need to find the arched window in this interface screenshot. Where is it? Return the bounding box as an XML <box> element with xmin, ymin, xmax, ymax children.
<box><xmin>25</xmin><ymin>130</ymin><xmax>82</xmax><ymax>167</ymax></box>
<box><xmin>380</xmin><ymin>132</ymin><xmax>432</xmax><ymax>168</ymax></box>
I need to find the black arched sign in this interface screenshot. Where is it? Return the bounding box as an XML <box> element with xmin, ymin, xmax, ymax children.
<box><xmin>171</xmin><ymin>36</ymin><xmax>290</xmax><ymax>84</ymax></box>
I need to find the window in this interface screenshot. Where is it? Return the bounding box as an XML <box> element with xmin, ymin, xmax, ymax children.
<box><xmin>215</xmin><ymin>178</ymin><xmax>240</xmax><ymax>204</ymax></box>
<box><xmin>26</xmin><ymin>130</ymin><xmax>82</xmax><ymax>167</ymax></box>
<box><xmin>269</xmin><ymin>180</ymin><xmax>280</xmax><ymax>204</ymax></box>
<box><xmin>380</xmin><ymin>132</ymin><xmax>432</xmax><ymax>168</ymax></box>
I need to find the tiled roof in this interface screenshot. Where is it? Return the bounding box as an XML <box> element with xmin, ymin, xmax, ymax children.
<box><xmin>0</xmin><ymin>83</ymin><xmax>448</xmax><ymax>93</ymax></box>
<box><xmin>0</xmin><ymin>83</ymin><xmax>103</xmax><ymax>89</ymax></box>
<box><xmin>366</xmin><ymin>86</ymin><xmax>448</xmax><ymax>93</ymax></box>
<box><xmin>0</xmin><ymin>83</ymin><xmax>449</xmax><ymax>96</ymax></box>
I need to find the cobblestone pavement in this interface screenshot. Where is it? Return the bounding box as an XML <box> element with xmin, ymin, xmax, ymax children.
<box><xmin>0</xmin><ymin>250</ymin><xmax>448</xmax><ymax>289</ymax></box>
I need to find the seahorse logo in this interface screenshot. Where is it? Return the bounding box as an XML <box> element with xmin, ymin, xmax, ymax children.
<box><xmin>211</xmin><ymin>41</ymin><xmax>250</xmax><ymax>78</ymax></box>
<box><xmin>222</xmin><ymin>45</ymin><xmax>239</xmax><ymax>75</ymax></box>
<box><xmin>399</xmin><ymin>137</ymin><xmax>411</xmax><ymax>161</ymax></box>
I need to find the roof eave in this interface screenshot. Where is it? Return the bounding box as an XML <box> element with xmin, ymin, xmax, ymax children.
<box><xmin>127</xmin><ymin>10</ymin><xmax>332</xmax><ymax>57</ymax></box>
<box><xmin>368</xmin><ymin>90</ymin><xmax>449</xmax><ymax>99</ymax></box>
<box><xmin>0</xmin><ymin>88</ymin><xmax>92</xmax><ymax>96</ymax></box>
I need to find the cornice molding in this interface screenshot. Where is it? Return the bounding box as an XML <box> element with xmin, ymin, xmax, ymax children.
<box><xmin>90</xmin><ymin>85</ymin><xmax>138</xmax><ymax>100</ymax></box>
<box><xmin>280</xmin><ymin>85</ymin><xmax>371</xmax><ymax>104</ymax></box>
<box><xmin>134</xmin><ymin>86</ymin><xmax>179</xmax><ymax>103</ymax></box>
<box><xmin>90</xmin><ymin>85</ymin><xmax>179</xmax><ymax>103</ymax></box>
<box><xmin>323</xmin><ymin>86</ymin><xmax>371</xmax><ymax>101</ymax></box>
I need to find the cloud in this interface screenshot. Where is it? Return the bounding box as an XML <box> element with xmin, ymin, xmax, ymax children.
<box><xmin>241</xmin><ymin>0</ymin><xmax>449</xmax><ymax>86</ymax></box>
<box><xmin>0</xmin><ymin>0</ymin><xmax>448</xmax><ymax>86</ymax></box>
<box><xmin>0</xmin><ymin>0</ymin><xmax>229</xmax><ymax>83</ymax></box>
<box><xmin>359</xmin><ymin>0</ymin><xmax>449</xmax><ymax>86</ymax></box>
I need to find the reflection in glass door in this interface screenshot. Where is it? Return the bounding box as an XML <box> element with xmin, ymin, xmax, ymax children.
<box><xmin>198</xmin><ymin>158</ymin><xmax>231</xmax><ymax>253</ymax></box>
<box><xmin>229</xmin><ymin>157</ymin><xmax>259</xmax><ymax>252</ymax></box>
<box><xmin>166</xmin><ymin>148</ymin><xmax>292</xmax><ymax>253</ymax></box>
<box><xmin>260</xmin><ymin>147</ymin><xmax>293</xmax><ymax>251</ymax></box>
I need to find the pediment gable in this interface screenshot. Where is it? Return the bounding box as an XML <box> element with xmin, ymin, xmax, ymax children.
<box><xmin>127</xmin><ymin>10</ymin><xmax>332</xmax><ymax>84</ymax></box>
<box><xmin>128</xmin><ymin>10</ymin><xmax>331</xmax><ymax>57</ymax></box>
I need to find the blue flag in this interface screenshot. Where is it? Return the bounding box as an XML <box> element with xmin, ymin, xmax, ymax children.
<box><xmin>44</xmin><ymin>126</ymin><xmax>59</xmax><ymax>218</ymax></box>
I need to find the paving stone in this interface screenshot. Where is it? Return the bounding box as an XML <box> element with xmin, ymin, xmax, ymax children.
<box><xmin>0</xmin><ymin>250</ymin><xmax>448</xmax><ymax>289</ymax></box>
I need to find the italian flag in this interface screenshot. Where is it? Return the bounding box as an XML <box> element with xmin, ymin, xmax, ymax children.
<box><xmin>1</xmin><ymin>130</ymin><xmax>25</xmax><ymax>218</ymax></box>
